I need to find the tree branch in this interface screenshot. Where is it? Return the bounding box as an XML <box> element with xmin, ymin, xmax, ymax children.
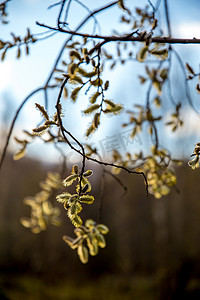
<box><xmin>55</xmin><ymin>79</ymin><xmax>148</xmax><ymax>196</ymax></box>
<box><xmin>44</xmin><ymin>1</ymin><xmax>118</xmax><ymax>87</ymax></box>
<box><xmin>36</xmin><ymin>22</ymin><xmax>200</xmax><ymax>45</ymax></box>
<box><xmin>164</xmin><ymin>0</ymin><xmax>172</xmax><ymax>37</ymax></box>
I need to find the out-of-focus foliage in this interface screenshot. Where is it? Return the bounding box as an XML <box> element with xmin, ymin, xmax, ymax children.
<box><xmin>1</xmin><ymin>156</ymin><xmax>200</xmax><ymax>299</ymax></box>
<box><xmin>20</xmin><ymin>172</ymin><xmax>62</xmax><ymax>233</ymax></box>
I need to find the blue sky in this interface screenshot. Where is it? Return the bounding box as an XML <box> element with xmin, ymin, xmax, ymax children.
<box><xmin>0</xmin><ymin>0</ymin><xmax>200</xmax><ymax>163</ymax></box>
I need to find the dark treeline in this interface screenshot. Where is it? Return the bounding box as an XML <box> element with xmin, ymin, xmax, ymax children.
<box><xmin>1</xmin><ymin>155</ymin><xmax>200</xmax><ymax>299</ymax></box>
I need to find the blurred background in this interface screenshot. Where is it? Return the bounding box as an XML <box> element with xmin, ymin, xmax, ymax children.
<box><xmin>1</xmin><ymin>156</ymin><xmax>200</xmax><ymax>299</ymax></box>
<box><xmin>1</xmin><ymin>0</ymin><xmax>200</xmax><ymax>299</ymax></box>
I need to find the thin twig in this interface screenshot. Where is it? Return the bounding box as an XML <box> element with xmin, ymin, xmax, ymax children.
<box><xmin>36</xmin><ymin>22</ymin><xmax>200</xmax><ymax>45</ymax></box>
<box><xmin>53</xmin><ymin>76</ymin><xmax>148</xmax><ymax>195</ymax></box>
<box><xmin>48</xmin><ymin>1</ymin><xmax>62</xmax><ymax>10</ymax></box>
<box><xmin>104</xmin><ymin>169</ymin><xmax>128</xmax><ymax>197</ymax></box>
<box><xmin>0</xmin><ymin>85</ymin><xmax>56</xmax><ymax>172</ymax></box>
<box><xmin>44</xmin><ymin>1</ymin><xmax>118</xmax><ymax>87</ymax></box>
<box><xmin>44</xmin><ymin>88</ymin><xmax>48</xmax><ymax>111</ymax></box>
<box><xmin>167</xmin><ymin>49</ymin><xmax>177</xmax><ymax>106</ymax></box>
<box><xmin>57</xmin><ymin>0</ymin><xmax>67</xmax><ymax>28</ymax></box>
<box><xmin>64</xmin><ymin>0</ymin><xmax>72</xmax><ymax>24</ymax></box>
<box><xmin>56</xmin><ymin>93</ymin><xmax>149</xmax><ymax>195</ymax></box>
<box><xmin>164</xmin><ymin>0</ymin><xmax>171</xmax><ymax>37</ymax></box>
<box><xmin>74</xmin><ymin>0</ymin><xmax>100</xmax><ymax>35</ymax></box>
<box><xmin>172</xmin><ymin>47</ymin><xmax>200</xmax><ymax>113</ymax></box>
<box><xmin>55</xmin><ymin>76</ymin><xmax>86</xmax><ymax>195</ymax></box>
<box><xmin>147</xmin><ymin>0</ymin><xmax>155</xmax><ymax>14</ymax></box>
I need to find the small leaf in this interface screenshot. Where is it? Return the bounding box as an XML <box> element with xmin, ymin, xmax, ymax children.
<box><xmin>87</xmin><ymin>237</ymin><xmax>99</xmax><ymax>256</ymax></box>
<box><xmin>159</xmin><ymin>68</ymin><xmax>168</xmax><ymax>80</ymax></box>
<box><xmin>17</xmin><ymin>46</ymin><xmax>21</xmax><ymax>59</ymax></box>
<box><xmin>139</xmin><ymin>76</ymin><xmax>146</xmax><ymax>84</ymax></box>
<box><xmin>68</xmin><ymin>63</ymin><xmax>77</xmax><ymax>75</ymax></box>
<box><xmin>104</xmin><ymin>81</ymin><xmax>109</xmax><ymax>90</ymax></box>
<box><xmin>77</xmin><ymin>245</ymin><xmax>88</xmax><ymax>263</ymax></box>
<box><xmin>56</xmin><ymin>192</ymin><xmax>71</xmax><ymax>203</ymax></box>
<box><xmin>76</xmin><ymin>179</ymin><xmax>91</xmax><ymax>194</ymax></box>
<box><xmin>69</xmin><ymin>75</ymin><xmax>83</xmax><ymax>85</ymax></box>
<box><xmin>63</xmin><ymin>235</ymin><xmax>73</xmax><ymax>245</ymax></box>
<box><xmin>196</xmin><ymin>83</ymin><xmax>200</xmax><ymax>93</ymax></box>
<box><xmin>32</xmin><ymin>125</ymin><xmax>47</xmax><ymax>135</ymax></box>
<box><xmin>78</xmin><ymin>67</ymin><xmax>97</xmax><ymax>78</ymax></box>
<box><xmin>79</xmin><ymin>195</ymin><xmax>95</xmax><ymax>204</ymax></box>
<box><xmin>104</xmin><ymin>104</ymin><xmax>124</xmax><ymax>115</ymax></box>
<box><xmin>69</xmin><ymin>50</ymin><xmax>82</xmax><ymax>61</ymax></box>
<box><xmin>35</xmin><ymin>103</ymin><xmax>49</xmax><ymax>120</ymax></box>
<box><xmin>68</xmin><ymin>202</ymin><xmax>82</xmax><ymax>216</ymax></box>
<box><xmin>153</xmin><ymin>80</ymin><xmax>162</xmax><ymax>94</ymax></box>
<box><xmin>154</xmin><ymin>96</ymin><xmax>161</xmax><ymax>108</ymax></box>
<box><xmin>186</xmin><ymin>63</ymin><xmax>195</xmax><ymax>75</ymax></box>
<box><xmin>63</xmin><ymin>174</ymin><xmax>78</xmax><ymax>186</ymax></box>
<box><xmin>71</xmin><ymin>214</ymin><xmax>83</xmax><ymax>227</ymax></box>
<box><xmin>67</xmin><ymin>195</ymin><xmax>79</xmax><ymax>207</ymax></box>
<box><xmin>44</xmin><ymin>120</ymin><xmax>56</xmax><ymax>126</ymax></box>
<box><xmin>103</xmin><ymin>49</ymin><xmax>112</xmax><ymax>59</ymax></box>
<box><xmin>20</xmin><ymin>217</ymin><xmax>32</xmax><ymax>228</ymax></box>
<box><xmin>72</xmin><ymin>164</ymin><xmax>79</xmax><ymax>174</ymax></box>
<box><xmin>63</xmin><ymin>86</ymin><xmax>68</xmax><ymax>98</ymax></box>
<box><xmin>148</xmin><ymin>125</ymin><xmax>153</xmax><ymax>135</ymax></box>
<box><xmin>14</xmin><ymin>137</ymin><xmax>27</xmax><ymax>145</ymax></box>
<box><xmin>90</xmin><ymin>78</ymin><xmax>103</xmax><ymax>86</ymax></box>
<box><xmin>110</xmin><ymin>62</ymin><xmax>116</xmax><ymax>70</ymax></box>
<box><xmin>13</xmin><ymin>147</ymin><xmax>26</xmax><ymax>160</ymax></box>
<box><xmin>86</xmin><ymin>124</ymin><xmax>95</xmax><ymax>137</ymax></box>
<box><xmin>71</xmin><ymin>86</ymin><xmax>82</xmax><ymax>102</ymax></box>
<box><xmin>85</xmin><ymin>219</ymin><xmax>96</xmax><ymax>228</ymax></box>
<box><xmin>137</xmin><ymin>45</ymin><xmax>148</xmax><ymax>62</ymax></box>
<box><xmin>1</xmin><ymin>48</ymin><xmax>7</xmax><ymax>61</ymax></box>
<box><xmin>131</xmin><ymin>127</ymin><xmax>137</xmax><ymax>138</ymax></box>
<box><xmin>92</xmin><ymin>113</ymin><xmax>100</xmax><ymax>128</ymax></box>
<box><xmin>188</xmin><ymin>155</ymin><xmax>200</xmax><ymax>170</ymax></box>
<box><xmin>96</xmin><ymin>224</ymin><xmax>109</xmax><ymax>234</ymax></box>
<box><xmin>83</xmin><ymin>104</ymin><xmax>100</xmax><ymax>115</ymax></box>
<box><xmin>83</xmin><ymin>170</ymin><xmax>93</xmax><ymax>177</ymax></box>
<box><xmin>172</xmin><ymin>125</ymin><xmax>177</xmax><ymax>132</ymax></box>
<box><xmin>150</xmin><ymin>48</ymin><xmax>168</xmax><ymax>60</ymax></box>
<box><xmin>118</xmin><ymin>0</ymin><xmax>126</xmax><ymax>10</ymax></box>
<box><xmin>74</xmin><ymin>227</ymin><xmax>85</xmax><ymax>236</ymax></box>
<box><xmin>97</xmin><ymin>234</ymin><xmax>106</xmax><ymax>248</ymax></box>
<box><xmin>81</xmin><ymin>184</ymin><xmax>89</xmax><ymax>193</ymax></box>
<box><xmin>89</xmin><ymin>91</ymin><xmax>101</xmax><ymax>104</ymax></box>
<box><xmin>165</xmin><ymin>121</ymin><xmax>174</xmax><ymax>126</ymax></box>
<box><xmin>104</xmin><ymin>99</ymin><xmax>116</xmax><ymax>107</ymax></box>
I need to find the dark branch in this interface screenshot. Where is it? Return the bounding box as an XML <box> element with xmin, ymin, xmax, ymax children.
<box><xmin>55</xmin><ymin>78</ymin><xmax>148</xmax><ymax>196</ymax></box>
<box><xmin>57</xmin><ymin>0</ymin><xmax>67</xmax><ymax>28</ymax></box>
<box><xmin>55</xmin><ymin>76</ymin><xmax>86</xmax><ymax>195</ymax></box>
<box><xmin>36</xmin><ymin>22</ymin><xmax>200</xmax><ymax>45</ymax></box>
<box><xmin>164</xmin><ymin>0</ymin><xmax>172</xmax><ymax>37</ymax></box>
